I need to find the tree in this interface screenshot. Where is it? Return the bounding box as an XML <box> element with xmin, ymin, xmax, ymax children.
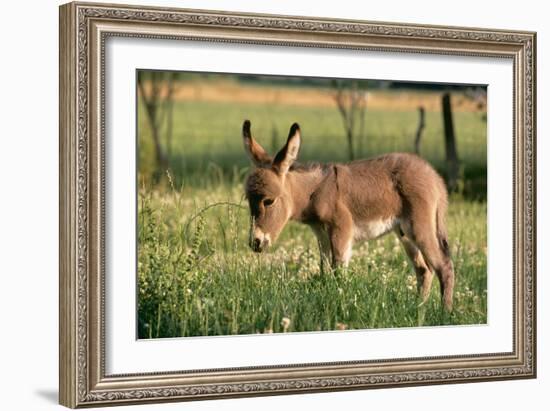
<box><xmin>332</xmin><ymin>80</ymin><xmax>368</xmax><ymax>161</ymax></box>
<box><xmin>137</xmin><ymin>71</ymin><xmax>179</xmax><ymax>173</ymax></box>
<box><xmin>441</xmin><ymin>93</ymin><xmax>460</xmax><ymax>192</ymax></box>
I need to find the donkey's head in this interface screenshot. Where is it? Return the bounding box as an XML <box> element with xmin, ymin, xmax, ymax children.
<box><xmin>242</xmin><ymin>120</ymin><xmax>301</xmax><ymax>252</ymax></box>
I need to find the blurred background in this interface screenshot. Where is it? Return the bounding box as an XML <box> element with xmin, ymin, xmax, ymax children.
<box><xmin>137</xmin><ymin>71</ymin><xmax>487</xmax><ymax>199</ymax></box>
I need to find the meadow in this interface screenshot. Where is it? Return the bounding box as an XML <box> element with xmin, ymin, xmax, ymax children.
<box><xmin>137</xmin><ymin>80</ymin><xmax>487</xmax><ymax>339</ymax></box>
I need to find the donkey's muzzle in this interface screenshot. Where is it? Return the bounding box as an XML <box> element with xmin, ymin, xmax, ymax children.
<box><xmin>251</xmin><ymin>237</ymin><xmax>269</xmax><ymax>253</ymax></box>
<box><xmin>250</xmin><ymin>226</ymin><xmax>271</xmax><ymax>253</ymax></box>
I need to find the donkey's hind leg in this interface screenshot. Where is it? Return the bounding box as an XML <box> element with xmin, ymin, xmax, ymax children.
<box><xmin>407</xmin><ymin>207</ymin><xmax>455</xmax><ymax>311</ymax></box>
<box><xmin>396</xmin><ymin>229</ymin><xmax>434</xmax><ymax>305</ymax></box>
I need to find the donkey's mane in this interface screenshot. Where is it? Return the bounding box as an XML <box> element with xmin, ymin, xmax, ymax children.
<box><xmin>254</xmin><ymin>160</ymin><xmax>330</xmax><ymax>173</ymax></box>
<box><xmin>289</xmin><ymin>161</ymin><xmax>327</xmax><ymax>172</ymax></box>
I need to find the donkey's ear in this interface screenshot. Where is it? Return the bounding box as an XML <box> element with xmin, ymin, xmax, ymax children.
<box><xmin>272</xmin><ymin>123</ymin><xmax>301</xmax><ymax>175</ymax></box>
<box><xmin>242</xmin><ymin>120</ymin><xmax>271</xmax><ymax>166</ymax></box>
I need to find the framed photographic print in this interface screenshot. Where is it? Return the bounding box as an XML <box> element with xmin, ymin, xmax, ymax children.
<box><xmin>59</xmin><ymin>1</ymin><xmax>537</xmax><ymax>408</ymax></box>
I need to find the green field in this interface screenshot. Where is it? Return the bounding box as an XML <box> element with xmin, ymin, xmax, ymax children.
<box><xmin>138</xmin><ymin>99</ymin><xmax>487</xmax><ymax>198</ymax></box>
<box><xmin>137</xmin><ymin>92</ymin><xmax>487</xmax><ymax>339</ymax></box>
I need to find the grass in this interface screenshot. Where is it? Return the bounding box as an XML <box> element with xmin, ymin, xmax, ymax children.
<box><xmin>137</xmin><ymin>181</ymin><xmax>487</xmax><ymax>339</ymax></box>
<box><xmin>137</xmin><ymin>92</ymin><xmax>487</xmax><ymax>339</ymax></box>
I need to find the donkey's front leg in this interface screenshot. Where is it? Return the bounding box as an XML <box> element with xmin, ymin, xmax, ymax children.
<box><xmin>328</xmin><ymin>203</ymin><xmax>354</xmax><ymax>268</ymax></box>
<box><xmin>311</xmin><ymin>224</ymin><xmax>332</xmax><ymax>274</ymax></box>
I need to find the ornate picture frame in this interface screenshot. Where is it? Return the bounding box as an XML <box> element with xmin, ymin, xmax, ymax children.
<box><xmin>59</xmin><ymin>1</ymin><xmax>536</xmax><ymax>407</ymax></box>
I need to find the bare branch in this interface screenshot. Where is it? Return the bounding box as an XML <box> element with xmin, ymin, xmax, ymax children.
<box><xmin>332</xmin><ymin>80</ymin><xmax>368</xmax><ymax>160</ymax></box>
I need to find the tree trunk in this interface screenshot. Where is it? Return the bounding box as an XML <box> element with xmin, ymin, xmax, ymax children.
<box><xmin>441</xmin><ymin>93</ymin><xmax>459</xmax><ymax>192</ymax></box>
<box><xmin>137</xmin><ymin>74</ymin><xmax>169</xmax><ymax>171</ymax></box>
<box><xmin>150</xmin><ymin>115</ymin><xmax>169</xmax><ymax>170</ymax></box>
<box><xmin>346</xmin><ymin>128</ymin><xmax>355</xmax><ymax>161</ymax></box>
<box><xmin>358</xmin><ymin>91</ymin><xmax>368</xmax><ymax>158</ymax></box>
<box><xmin>164</xmin><ymin>72</ymin><xmax>177</xmax><ymax>160</ymax></box>
<box><xmin>414</xmin><ymin>106</ymin><xmax>425</xmax><ymax>155</ymax></box>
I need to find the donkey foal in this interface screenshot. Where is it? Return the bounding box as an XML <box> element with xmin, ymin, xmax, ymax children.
<box><xmin>242</xmin><ymin>120</ymin><xmax>455</xmax><ymax>311</ymax></box>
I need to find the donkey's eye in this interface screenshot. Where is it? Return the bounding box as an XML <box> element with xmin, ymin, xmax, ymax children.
<box><xmin>263</xmin><ymin>198</ymin><xmax>275</xmax><ymax>207</ymax></box>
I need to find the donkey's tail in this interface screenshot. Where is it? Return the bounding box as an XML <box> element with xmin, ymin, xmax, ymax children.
<box><xmin>436</xmin><ymin>196</ymin><xmax>450</xmax><ymax>257</ymax></box>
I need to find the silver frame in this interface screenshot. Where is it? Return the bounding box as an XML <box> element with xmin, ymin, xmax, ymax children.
<box><xmin>59</xmin><ymin>2</ymin><xmax>537</xmax><ymax>407</ymax></box>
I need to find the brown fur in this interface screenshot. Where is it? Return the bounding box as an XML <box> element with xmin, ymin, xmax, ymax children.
<box><xmin>242</xmin><ymin>120</ymin><xmax>455</xmax><ymax>311</ymax></box>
